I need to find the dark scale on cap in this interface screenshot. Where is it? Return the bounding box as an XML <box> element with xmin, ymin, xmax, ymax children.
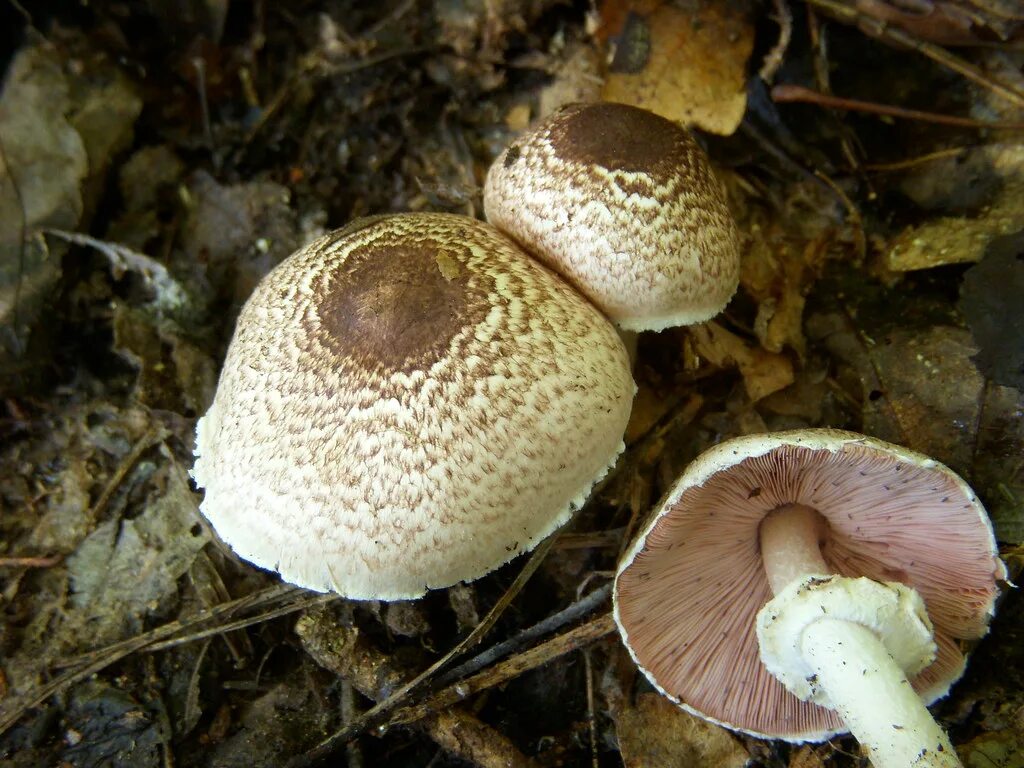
<box><xmin>547</xmin><ymin>102</ymin><xmax>692</xmax><ymax>176</ymax></box>
<box><xmin>503</xmin><ymin>145</ymin><xmax>521</xmax><ymax>168</ymax></box>
<box><xmin>314</xmin><ymin>237</ymin><xmax>489</xmax><ymax>376</ymax></box>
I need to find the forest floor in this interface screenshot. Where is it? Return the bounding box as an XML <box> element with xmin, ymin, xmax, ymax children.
<box><xmin>0</xmin><ymin>1</ymin><xmax>1022</xmax><ymax>767</ymax></box>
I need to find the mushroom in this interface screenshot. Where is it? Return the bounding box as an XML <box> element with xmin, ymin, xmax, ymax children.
<box><xmin>483</xmin><ymin>102</ymin><xmax>741</xmax><ymax>332</ymax></box>
<box><xmin>193</xmin><ymin>212</ymin><xmax>635</xmax><ymax>600</ymax></box>
<box><xmin>614</xmin><ymin>429</ymin><xmax>1005</xmax><ymax>768</ymax></box>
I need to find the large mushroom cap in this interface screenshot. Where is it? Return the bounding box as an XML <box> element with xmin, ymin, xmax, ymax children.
<box><xmin>614</xmin><ymin>429</ymin><xmax>1005</xmax><ymax>741</ymax></box>
<box><xmin>193</xmin><ymin>213</ymin><xmax>635</xmax><ymax>600</ymax></box>
<box><xmin>483</xmin><ymin>101</ymin><xmax>741</xmax><ymax>332</ymax></box>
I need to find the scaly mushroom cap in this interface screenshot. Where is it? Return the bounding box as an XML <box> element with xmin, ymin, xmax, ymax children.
<box><xmin>614</xmin><ymin>429</ymin><xmax>1004</xmax><ymax>741</ymax></box>
<box><xmin>483</xmin><ymin>102</ymin><xmax>741</xmax><ymax>331</ymax></box>
<box><xmin>193</xmin><ymin>213</ymin><xmax>635</xmax><ymax>600</ymax></box>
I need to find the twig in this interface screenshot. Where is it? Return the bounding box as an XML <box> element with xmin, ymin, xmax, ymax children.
<box><xmin>383</xmin><ymin>613</ymin><xmax>617</xmax><ymax>731</ymax></box>
<box><xmin>6</xmin><ymin>0</ymin><xmax>32</xmax><ymax>25</ymax></box>
<box><xmin>807</xmin><ymin>6</ymin><xmax>869</xmax><ymax>180</ymax></box>
<box><xmin>863</xmin><ymin>146</ymin><xmax>971</xmax><ymax>171</ymax></box>
<box><xmin>0</xmin><ymin>584</ymin><xmax>307</xmax><ymax>734</ymax></box>
<box><xmin>0</xmin><ymin>554</ymin><xmax>62</xmax><ymax>568</ymax></box>
<box><xmin>811</xmin><ymin>169</ymin><xmax>867</xmax><ymax>260</ymax></box>
<box><xmin>436</xmin><ymin>583</ymin><xmax>612</xmax><ymax>687</ymax></box>
<box><xmin>772</xmin><ymin>84</ymin><xmax>1024</xmax><ymax>129</ymax></box>
<box><xmin>85</xmin><ymin>425</ymin><xmax>169</xmax><ymax>526</ymax></box>
<box><xmin>57</xmin><ymin>583</ymin><xmax>299</xmax><ymax>668</ymax></box>
<box><xmin>759</xmin><ymin>0</ymin><xmax>793</xmax><ymax>83</ymax></box>
<box><xmin>554</xmin><ymin>530</ymin><xmax>623</xmax><ymax>550</ymax></box>
<box><xmin>144</xmin><ymin>593</ymin><xmax>335</xmax><ymax>653</ymax></box>
<box><xmin>296</xmin><ymin>610</ymin><xmax>537</xmax><ymax>768</ymax></box>
<box><xmin>192</xmin><ymin>56</ymin><xmax>214</xmax><ymax>151</ymax></box>
<box><xmin>583</xmin><ymin>648</ymin><xmax>599</xmax><ymax>768</ymax></box>
<box><xmin>804</xmin><ymin>0</ymin><xmax>1024</xmax><ymax>109</ymax></box>
<box><xmin>295</xmin><ymin>535</ymin><xmax>556</xmax><ymax>765</ymax></box>
<box><xmin>340</xmin><ymin>679</ymin><xmax>363</xmax><ymax>768</ymax></box>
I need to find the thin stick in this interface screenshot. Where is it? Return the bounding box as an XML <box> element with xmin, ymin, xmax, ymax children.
<box><xmin>584</xmin><ymin>648</ymin><xmax>599</xmax><ymax>768</ymax></box>
<box><xmin>295</xmin><ymin>610</ymin><xmax>537</xmax><ymax>768</ymax></box>
<box><xmin>192</xmin><ymin>56</ymin><xmax>214</xmax><ymax>151</ymax></box>
<box><xmin>772</xmin><ymin>84</ymin><xmax>1024</xmax><ymax>129</ymax></box>
<box><xmin>759</xmin><ymin>0</ymin><xmax>793</xmax><ymax>83</ymax></box>
<box><xmin>0</xmin><ymin>554</ymin><xmax>62</xmax><ymax>568</ymax></box>
<box><xmin>57</xmin><ymin>584</ymin><xmax>298</xmax><ymax>669</ymax></box>
<box><xmin>295</xmin><ymin>535</ymin><xmax>556</xmax><ymax>765</ymax></box>
<box><xmin>0</xmin><ymin>584</ymin><xmax>305</xmax><ymax>735</ymax></box>
<box><xmin>864</xmin><ymin>147</ymin><xmax>972</xmax><ymax>172</ymax></box>
<box><xmin>804</xmin><ymin>0</ymin><xmax>1024</xmax><ymax>109</ymax></box>
<box><xmin>143</xmin><ymin>593</ymin><xmax>335</xmax><ymax>653</ymax></box>
<box><xmin>812</xmin><ymin>169</ymin><xmax>867</xmax><ymax>260</ymax></box>
<box><xmin>385</xmin><ymin>613</ymin><xmax>617</xmax><ymax>731</ymax></box>
<box><xmin>436</xmin><ymin>583</ymin><xmax>612</xmax><ymax>686</ymax></box>
<box><xmin>86</xmin><ymin>425</ymin><xmax>169</xmax><ymax>525</ymax></box>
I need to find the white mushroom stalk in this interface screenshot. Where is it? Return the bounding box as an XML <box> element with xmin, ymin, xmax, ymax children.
<box><xmin>756</xmin><ymin>504</ymin><xmax>961</xmax><ymax>768</ymax></box>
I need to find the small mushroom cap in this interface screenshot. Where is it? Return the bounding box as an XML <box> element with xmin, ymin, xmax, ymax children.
<box><xmin>483</xmin><ymin>102</ymin><xmax>741</xmax><ymax>332</ymax></box>
<box><xmin>193</xmin><ymin>213</ymin><xmax>635</xmax><ymax>600</ymax></box>
<box><xmin>614</xmin><ymin>429</ymin><xmax>1005</xmax><ymax>741</ymax></box>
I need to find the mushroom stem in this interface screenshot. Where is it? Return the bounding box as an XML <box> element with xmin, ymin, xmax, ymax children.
<box><xmin>801</xmin><ymin>618</ymin><xmax>959</xmax><ymax>768</ymax></box>
<box><xmin>757</xmin><ymin>504</ymin><xmax>963</xmax><ymax>768</ymax></box>
<box><xmin>760</xmin><ymin>504</ymin><xmax>831</xmax><ymax>595</ymax></box>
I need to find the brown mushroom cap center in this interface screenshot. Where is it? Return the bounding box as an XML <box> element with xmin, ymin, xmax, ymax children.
<box><xmin>546</xmin><ymin>102</ymin><xmax>683</xmax><ymax>174</ymax></box>
<box><xmin>314</xmin><ymin>238</ymin><xmax>488</xmax><ymax>375</ymax></box>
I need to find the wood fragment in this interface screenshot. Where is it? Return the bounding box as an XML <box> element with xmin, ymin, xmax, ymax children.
<box><xmin>760</xmin><ymin>0</ymin><xmax>793</xmax><ymax>83</ymax></box>
<box><xmin>772</xmin><ymin>84</ymin><xmax>1024</xmax><ymax>128</ymax></box>
<box><xmin>805</xmin><ymin>0</ymin><xmax>1024</xmax><ymax>109</ymax></box>
<box><xmin>85</xmin><ymin>424</ymin><xmax>169</xmax><ymax>526</ymax></box>
<box><xmin>294</xmin><ymin>536</ymin><xmax>555</xmax><ymax>764</ymax></box>
<box><xmin>295</xmin><ymin>611</ymin><xmax>536</xmax><ymax>768</ymax></box>
<box><xmin>437</xmin><ymin>583</ymin><xmax>612</xmax><ymax>687</ymax></box>
<box><xmin>385</xmin><ymin>613</ymin><xmax>617</xmax><ymax>732</ymax></box>
<box><xmin>0</xmin><ymin>554</ymin><xmax>62</xmax><ymax>568</ymax></box>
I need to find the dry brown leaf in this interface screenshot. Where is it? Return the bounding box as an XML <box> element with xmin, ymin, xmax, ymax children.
<box><xmin>537</xmin><ymin>41</ymin><xmax>604</xmax><ymax>118</ymax></box>
<box><xmin>594</xmin><ymin>0</ymin><xmax>752</xmax><ymax>135</ymax></box>
<box><xmin>741</xmin><ymin>213</ymin><xmax>834</xmax><ymax>358</ymax></box>
<box><xmin>690</xmin><ymin>321</ymin><xmax>794</xmax><ymax>401</ymax></box>
<box><xmin>886</xmin><ymin>145</ymin><xmax>1024</xmax><ymax>272</ymax></box>
<box><xmin>615</xmin><ymin>692</ymin><xmax>748</xmax><ymax>768</ymax></box>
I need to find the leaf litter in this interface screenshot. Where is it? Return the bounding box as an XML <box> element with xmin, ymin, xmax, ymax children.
<box><xmin>0</xmin><ymin>1</ymin><xmax>1022</xmax><ymax>767</ymax></box>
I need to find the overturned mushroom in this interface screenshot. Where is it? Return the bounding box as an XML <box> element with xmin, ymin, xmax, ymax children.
<box><xmin>614</xmin><ymin>429</ymin><xmax>1004</xmax><ymax>768</ymax></box>
<box><xmin>193</xmin><ymin>213</ymin><xmax>635</xmax><ymax>600</ymax></box>
<box><xmin>484</xmin><ymin>102</ymin><xmax>741</xmax><ymax>332</ymax></box>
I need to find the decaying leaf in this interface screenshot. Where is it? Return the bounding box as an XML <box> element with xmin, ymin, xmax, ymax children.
<box><xmin>812</xmin><ymin>310</ymin><xmax>1024</xmax><ymax>543</ymax></box>
<box><xmin>958</xmin><ymin>231</ymin><xmax>1024</xmax><ymax>391</ymax></box>
<box><xmin>614</xmin><ymin>692</ymin><xmax>748</xmax><ymax>768</ymax></box>
<box><xmin>972</xmin><ymin>383</ymin><xmax>1024</xmax><ymax>545</ymax></box>
<box><xmin>961</xmin><ymin>729</ymin><xmax>1024</xmax><ymax>768</ymax></box>
<box><xmin>59</xmin><ymin>679</ymin><xmax>167</xmax><ymax>768</ymax></box>
<box><xmin>0</xmin><ymin>41</ymin><xmax>87</xmax><ymax>379</ymax></box>
<box><xmin>66</xmin><ymin>457</ymin><xmax>210</xmax><ymax>646</ymax></box>
<box><xmin>690</xmin><ymin>321</ymin><xmax>794</xmax><ymax>401</ymax></box>
<box><xmin>594</xmin><ymin>0</ymin><xmax>753</xmax><ymax>134</ymax></box>
<box><xmin>181</xmin><ymin>172</ymin><xmax>307</xmax><ymax>307</ymax></box>
<box><xmin>887</xmin><ymin>145</ymin><xmax>1024</xmax><ymax>272</ymax></box>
